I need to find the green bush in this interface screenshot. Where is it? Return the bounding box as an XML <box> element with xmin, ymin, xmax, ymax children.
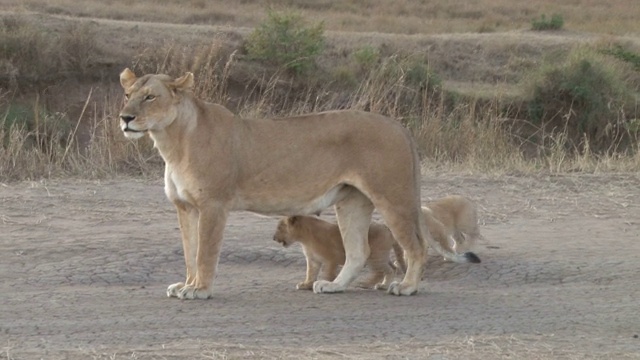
<box><xmin>600</xmin><ymin>44</ymin><xmax>640</xmax><ymax>71</ymax></box>
<box><xmin>531</xmin><ymin>13</ymin><xmax>564</xmax><ymax>31</ymax></box>
<box><xmin>245</xmin><ymin>10</ymin><xmax>325</xmax><ymax>75</ymax></box>
<box><xmin>526</xmin><ymin>48</ymin><xmax>637</xmax><ymax>153</ymax></box>
<box><xmin>352</xmin><ymin>45</ymin><xmax>380</xmax><ymax>70</ymax></box>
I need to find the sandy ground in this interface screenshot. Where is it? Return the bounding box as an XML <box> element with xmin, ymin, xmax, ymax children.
<box><xmin>1</xmin><ymin>173</ymin><xmax>639</xmax><ymax>359</ymax></box>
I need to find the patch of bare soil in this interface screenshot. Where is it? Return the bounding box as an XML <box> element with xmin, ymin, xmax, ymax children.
<box><xmin>1</xmin><ymin>173</ymin><xmax>639</xmax><ymax>359</ymax></box>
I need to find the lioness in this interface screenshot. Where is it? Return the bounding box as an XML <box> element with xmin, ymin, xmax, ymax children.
<box><xmin>118</xmin><ymin>68</ymin><xmax>479</xmax><ymax>299</ymax></box>
<box><xmin>273</xmin><ymin>216</ymin><xmax>406</xmax><ymax>290</ymax></box>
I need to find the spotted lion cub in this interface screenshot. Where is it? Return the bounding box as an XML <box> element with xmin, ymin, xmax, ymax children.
<box><xmin>273</xmin><ymin>216</ymin><xmax>405</xmax><ymax>291</ymax></box>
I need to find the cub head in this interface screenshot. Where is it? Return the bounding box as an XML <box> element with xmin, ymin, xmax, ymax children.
<box><xmin>118</xmin><ymin>68</ymin><xmax>194</xmax><ymax>139</ymax></box>
<box><xmin>272</xmin><ymin>216</ymin><xmax>302</xmax><ymax>248</ymax></box>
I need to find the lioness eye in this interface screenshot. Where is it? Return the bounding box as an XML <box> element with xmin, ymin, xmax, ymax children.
<box><xmin>145</xmin><ymin>94</ymin><xmax>156</xmax><ymax>101</ymax></box>
<box><xmin>124</xmin><ymin>93</ymin><xmax>130</xmax><ymax>100</ymax></box>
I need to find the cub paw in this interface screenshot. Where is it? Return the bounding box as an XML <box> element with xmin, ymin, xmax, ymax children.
<box><xmin>387</xmin><ymin>281</ymin><xmax>418</xmax><ymax>296</ymax></box>
<box><xmin>374</xmin><ymin>283</ymin><xmax>389</xmax><ymax>291</ymax></box>
<box><xmin>167</xmin><ymin>282</ymin><xmax>185</xmax><ymax>298</ymax></box>
<box><xmin>313</xmin><ymin>280</ymin><xmax>345</xmax><ymax>294</ymax></box>
<box><xmin>177</xmin><ymin>284</ymin><xmax>213</xmax><ymax>300</ymax></box>
<box><xmin>296</xmin><ymin>281</ymin><xmax>314</xmax><ymax>290</ymax></box>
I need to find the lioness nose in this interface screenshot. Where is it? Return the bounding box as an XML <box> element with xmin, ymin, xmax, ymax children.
<box><xmin>120</xmin><ymin>114</ymin><xmax>136</xmax><ymax>124</ymax></box>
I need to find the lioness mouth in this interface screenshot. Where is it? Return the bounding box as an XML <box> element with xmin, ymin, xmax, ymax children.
<box><xmin>124</xmin><ymin>127</ymin><xmax>144</xmax><ymax>133</ymax></box>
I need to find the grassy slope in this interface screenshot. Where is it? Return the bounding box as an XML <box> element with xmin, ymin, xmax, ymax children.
<box><xmin>0</xmin><ymin>4</ymin><xmax>639</xmax><ymax>180</ymax></box>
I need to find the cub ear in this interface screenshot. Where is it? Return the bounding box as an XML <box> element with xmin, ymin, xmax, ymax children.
<box><xmin>172</xmin><ymin>72</ymin><xmax>194</xmax><ymax>91</ymax></box>
<box><xmin>120</xmin><ymin>68</ymin><xmax>137</xmax><ymax>89</ymax></box>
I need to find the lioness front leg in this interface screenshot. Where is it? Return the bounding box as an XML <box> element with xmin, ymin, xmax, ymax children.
<box><xmin>167</xmin><ymin>202</ymin><xmax>198</xmax><ymax>298</ymax></box>
<box><xmin>176</xmin><ymin>204</ymin><xmax>228</xmax><ymax>300</ymax></box>
<box><xmin>314</xmin><ymin>193</ymin><xmax>373</xmax><ymax>294</ymax></box>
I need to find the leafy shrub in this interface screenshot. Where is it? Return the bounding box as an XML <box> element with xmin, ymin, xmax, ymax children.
<box><xmin>245</xmin><ymin>10</ymin><xmax>325</xmax><ymax>75</ymax></box>
<box><xmin>531</xmin><ymin>13</ymin><xmax>564</xmax><ymax>31</ymax></box>
<box><xmin>526</xmin><ymin>48</ymin><xmax>637</xmax><ymax>153</ymax></box>
<box><xmin>600</xmin><ymin>44</ymin><xmax>640</xmax><ymax>71</ymax></box>
<box><xmin>352</xmin><ymin>45</ymin><xmax>380</xmax><ymax>70</ymax></box>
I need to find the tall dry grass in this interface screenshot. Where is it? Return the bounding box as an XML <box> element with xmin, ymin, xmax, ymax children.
<box><xmin>0</xmin><ymin>90</ymin><xmax>159</xmax><ymax>181</ymax></box>
<box><xmin>1</xmin><ymin>24</ymin><xmax>639</xmax><ymax>182</ymax></box>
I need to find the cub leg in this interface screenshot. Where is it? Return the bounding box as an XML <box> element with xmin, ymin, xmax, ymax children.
<box><xmin>320</xmin><ymin>261</ymin><xmax>339</xmax><ymax>282</ymax></box>
<box><xmin>297</xmin><ymin>253</ymin><xmax>321</xmax><ymax>290</ymax></box>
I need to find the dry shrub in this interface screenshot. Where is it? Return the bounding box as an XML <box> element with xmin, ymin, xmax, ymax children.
<box><xmin>132</xmin><ymin>39</ymin><xmax>236</xmax><ymax>104</ymax></box>
<box><xmin>0</xmin><ymin>91</ymin><xmax>159</xmax><ymax>181</ymax></box>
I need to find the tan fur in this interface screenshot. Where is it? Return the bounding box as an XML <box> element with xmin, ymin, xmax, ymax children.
<box><xmin>393</xmin><ymin>195</ymin><xmax>483</xmax><ymax>273</ymax></box>
<box><xmin>273</xmin><ymin>216</ymin><xmax>406</xmax><ymax>290</ymax></box>
<box><xmin>118</xmin><ymin>69</ymin><xmax>476</xmax><ymax>299</ymax></box>
<box><xmin>423</xmin><ymin>195</ymin><xmax>482</xmax><ymax>255</ymax></box>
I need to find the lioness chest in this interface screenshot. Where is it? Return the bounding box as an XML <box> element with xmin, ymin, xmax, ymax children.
<box><xmin>164</xmin><ymin>167</ymin><xmax>194</xmax><ymax>205</ymax></box>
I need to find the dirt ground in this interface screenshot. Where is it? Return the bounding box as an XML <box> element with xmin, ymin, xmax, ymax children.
<box><xmin>1</xmin><ymin>173</ymin><xmax>639</xmax><ymax>359</ymax></box>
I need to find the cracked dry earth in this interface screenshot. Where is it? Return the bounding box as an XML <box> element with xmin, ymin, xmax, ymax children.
<box><xmin>1</xmin><ymin>173</ymin><xmax>639</xmax><ymax>359</ymax></box>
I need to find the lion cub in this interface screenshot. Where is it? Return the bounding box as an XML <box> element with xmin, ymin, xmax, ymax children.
<box><xmin>273</xmin><ymin>216</ymin><xmax>404</xmax><ymax>291</ymax></box>
<box><xmin>423</xmin><ymin>195</ymin><xmax>482</xmax><ymax>255</ymax></box>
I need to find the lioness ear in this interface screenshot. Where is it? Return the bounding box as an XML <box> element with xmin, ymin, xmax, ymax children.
<box><xmin>120</xmin><ymin>68</ymin><xmax>137</xmax><ymax>89</ymax></box>
<box><xmin>288</xmin><ymin>216</ymin><xmax>299</xmax><ymax>225</ymax></box>
<box><xmin>172</xmin><ymin>72</ymin><xmax>194</xmax><ymax>91</ymax></box>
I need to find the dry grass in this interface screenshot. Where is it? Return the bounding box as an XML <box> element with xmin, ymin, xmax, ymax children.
<box><xmin>6</xmin><ymin>0</ymin><xmax>640</xmax><ymax>35</ymax></box>
<box><xmin>0</xmin><ymin>7</ymin><xmax>638</xmax><ymax>182</ymax></box>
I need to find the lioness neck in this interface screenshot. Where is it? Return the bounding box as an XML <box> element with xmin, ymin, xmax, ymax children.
<box><xmin>150</xmin><ymin>96</ymin><xmax>232</xmax><ymax>166</ymax></box>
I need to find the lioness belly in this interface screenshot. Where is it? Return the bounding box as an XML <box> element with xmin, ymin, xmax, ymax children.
<box><xmin>236</xmin><ymin>184</ymin><xmax>351</xmax><ymax>215</ymax></box>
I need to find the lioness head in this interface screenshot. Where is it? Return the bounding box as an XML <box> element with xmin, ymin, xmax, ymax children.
<box><xmin>118</xmin><ymin>68</ymin><xmax>194</xmax><ymax>139</ymax></box>
<box><xmin>273</xmin><ymin>216</ymin><xmax>301</xmax><ymax>248</ymax></box>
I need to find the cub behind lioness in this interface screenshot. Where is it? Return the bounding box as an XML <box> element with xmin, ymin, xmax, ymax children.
<box><xmin>273</xmin><ymin>216</ymin><xmax>404</xmax><ymax>290</ymax></box>
<box><xmin>423</xmin><ymin>195</ymin><xmax>483</xmax><ymax>256</ymax></box>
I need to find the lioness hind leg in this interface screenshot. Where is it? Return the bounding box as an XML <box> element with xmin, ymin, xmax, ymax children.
<box><xmin>378</xmin><ymin>208</ymin><xmax>426</xmax><ymax>296</ymax></box>
<box><xmin>313</xmin><ymin>191</ymin><xmax>373</xmax><ymax>294</ymax></box>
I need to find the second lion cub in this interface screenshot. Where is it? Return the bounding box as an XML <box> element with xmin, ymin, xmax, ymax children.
<box><xmin>423</xmin><ymin>195</ymin><xmax>483</xmax><ymax>255</ymax></box>
<box><xmin>273</xmin><ymin>216</ymin><xmax>404</xmax><ymax>290</ymax></box>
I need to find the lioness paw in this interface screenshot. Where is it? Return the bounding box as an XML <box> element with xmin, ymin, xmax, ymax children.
<box><xmin>387</xmin><ymin>281</ymin><xmax>418</xmax><ymax>296</ymax></box>
<box><xmin>177</xmin><ymin>284</ymin><xmax>213</xmax><ymax>300</ymax></box>
<box><xmin>167</xmin><ymin>282</ymin><xmax>185</xmax><ymax>298</ymax></box>
<box><xmin>313</xmin><ymin>280</ymin><xmax>345</xmax><ymax>294</ymax></box>
<box><xmin>296</xmin><ymin>281</ymin><xmax>314</xmax><ymax>290</ymax></box>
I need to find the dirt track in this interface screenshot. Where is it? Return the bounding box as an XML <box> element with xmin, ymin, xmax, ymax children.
<box><xmin>1</xmin><ymin>173</ymin><xmax>639</xmax><ymax>359</ymax></box>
